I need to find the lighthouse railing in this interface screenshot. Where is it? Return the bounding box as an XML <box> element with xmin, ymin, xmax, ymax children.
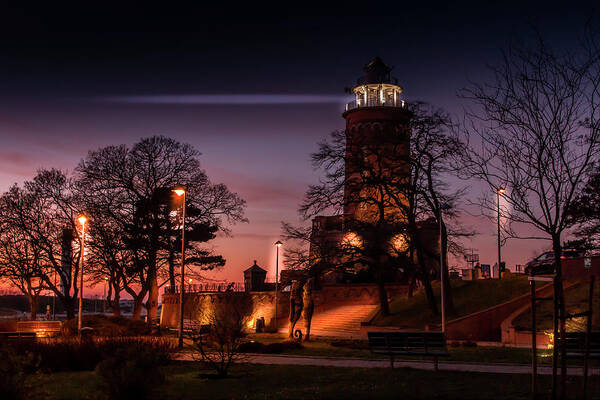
<box><xmin>345</xmin><ymin>99</ymin><xmax>406</xmax><ymax>112</ymax></box>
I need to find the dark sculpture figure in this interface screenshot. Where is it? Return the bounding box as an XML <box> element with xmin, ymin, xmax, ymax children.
<box><xmin>302</xmin><ymin>277</ymin><xmax>315</xmax><ymax>341</ymax></box>
<box><xmin>288</xmin><ymin>280</ymin><xmax>304</xmax><ymax>339</ymax></box>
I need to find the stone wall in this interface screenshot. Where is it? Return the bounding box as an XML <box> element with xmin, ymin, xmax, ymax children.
<box><xmin>445</xmin><ymin>282</ymin><xmax>554</xmax><ymax>341</ymax></box>
<box><xmin>160</xmin><ymin>283</ymin><xmax>408</xmax><ymax>331</ymax></box>
<box><xmin>160</xmin><ymin>291</ymin><xmax>290</xmax><ymax>330</ymax></box>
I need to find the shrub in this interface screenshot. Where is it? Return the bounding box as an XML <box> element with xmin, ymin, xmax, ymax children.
<box><xmin>61</xmin><ymin>315</ymin><xmax>150</xmax><ymax>337</ymax></box>
<box><xmin>238</xmin><ymin>340</ymin><xmax>303</xmax><ymax>354</ymax></box>
<box><xmin>95</xmin><ymin>347</ymin><xmax>165</xmax><ymax>400</ymax></box>
<box><xmin>4</xmin><ymin>337</ymin><xmax>175</xmax><ymax>372</ymax></box>
<box><xmin>192</xmin><ymin>302</ymin><xmax>250</xmax><ymax>378</ymax></box>
<box><xmin>263</xmin><ymin>340</ymin><xmax>303</xmax><ymax>354</ymax></box>
<box><xmin>237</xmin><ymin>340</ymin><xmax>266</xmax><ymax>353</ymax></box>
<box><xmin>0</xmin><ymin>344</ymin><xmax>39</xmax><ymax>400</ymax></box>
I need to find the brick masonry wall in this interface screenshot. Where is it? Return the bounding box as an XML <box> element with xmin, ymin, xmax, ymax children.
<box><xmin>160</xmin><ymin>283</ymin><xmax>408</xmax><ymax>331</ymax></box>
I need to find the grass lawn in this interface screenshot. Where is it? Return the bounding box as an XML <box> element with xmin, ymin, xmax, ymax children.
<box><xmin>372</xmin><ymin>273</ymin><xmax>531</xmax><ymax>329</ymax></box>
<box><xmin>31</xmin><ymin>362</ymin><xmax>597</xmax><ymax>399</ymax></box>
<box><xmin>513</xmin><ymin>279</ymin><xmax>600</xmax><ymax>332</ymax></box>
<box><xmin>202</xmin><ymin>333</ymin><xmax>547</xmax><ymax>365</ymax></box>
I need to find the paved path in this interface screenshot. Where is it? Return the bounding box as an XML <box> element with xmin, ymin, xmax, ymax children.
<box><xmin>176</xmin><ymin>352</ymin><xmax>599</xmax><ymax>376</ymax></box>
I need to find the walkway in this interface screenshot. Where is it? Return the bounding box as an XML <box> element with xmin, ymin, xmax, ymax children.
<box><xmin>176</xmin><ymin>352</ymin><xmax>599</xmax><ymax>375</ymax></box>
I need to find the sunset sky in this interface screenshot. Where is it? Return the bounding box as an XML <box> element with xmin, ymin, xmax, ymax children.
<box><xmin>0</xmin><ymin>7</ymin><xmax>595</xmax><ymax>290</ymax></box>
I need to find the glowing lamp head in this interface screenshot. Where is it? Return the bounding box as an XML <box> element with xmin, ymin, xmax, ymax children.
<box><xmin>77</xmin><ymin>215</ymin><xmax>88</xmax><ymax>225</ymax></box>
<box><xmin>188</xmin><ymin>278</ymin><xmax>193</xmax><ymax>284</ymax></box>
<box><xmin>497</xmin><ymin>187</ymin><xmax>506</xmax><ymax>194</ymax></box>
<box><xmin>104</xmin><ymin>276</ymin><xmax>108</xmax><ymax>281</ymax></box>
<box><xmin>274</xmin><ymin>240</ymin><xmax>283</xmax><ymax>248</ymax></box>
<box><xmin>173</xmin><ymin>188</ymin><xmax>186</xmax><ymax>197</ymax></box>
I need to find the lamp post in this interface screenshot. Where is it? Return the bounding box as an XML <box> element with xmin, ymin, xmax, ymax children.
<box><xmin>77</xmin><ymin>215</ymin><xmax>87</xmax><ymax>336</ymax></box>
<box><xmin>103</xmin><ymin>277</ymin><xmax>108</xmax><ymax>314</ymax></box>
<box><xmin>274</xmin><ymin>240</ymin><xmax>283</xmax><ymax>331</ymax></box>
<box><xmin>173</xmin><ymin>188</ymin><xmax>186</xmax><ymax>348</ymax></box>
<box><xmin>497</xmin><ymin>188</ymin><xmax>505</xmax><ymax>279</ymax></box>
<box><xmin>52</xmin><ymin>270</ymin><xmax>56</xmax><ymax>320</ymax></box>
<box><xmin>439</xmin><ymin>203</ymin><xmax>451</xmax><ymax>333</ymax></box>
<box><xmin>188</xmin><ymin>278</ymin><xmax>193</xmax><ymax>293</ymax></box>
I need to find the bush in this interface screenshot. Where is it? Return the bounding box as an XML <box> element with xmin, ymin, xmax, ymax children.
<box><xmin>0</xmin><ymin>344</ymin><xmax>39</xmax><ymax>400</ymax></box>
<box><xmin>238</xmin><ymin>340</ymin><xmax>303</xmax><ymax>354</ymax></box>
<box><xmin>237</xmin><ymin>340</ymin><xmax>266</xmax><ymax>353</ymax></box>
<box><xmin>263</xmin><ymin>340</ymin><xmax>303</xmax><ymax>354</ymax></box>
<box><xmin>95</xmin><ymin>347</ymin><xmax>165</xmax><ymax>400</ymax></box>
<box><xmin>4</xmin><ymin>337</ymin><xmax>175</xmax><ymax>372</ymax></box>
<box><xmin>61</xmin><ymin>315</ymin><xmax>150</xmax><ymax>337</ymax></box>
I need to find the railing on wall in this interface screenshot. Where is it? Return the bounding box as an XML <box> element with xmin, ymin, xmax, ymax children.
<box><xmin>164</xmin><ymin>282</ymin><xmax>245</xmax><ymax>294</ymax></box>
<box><xmin>345</xmin><ymin>98</ymin><xmax>406</xmax><ymax>112</ymax></box>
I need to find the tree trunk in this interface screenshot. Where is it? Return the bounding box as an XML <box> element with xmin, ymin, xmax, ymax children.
<box><xmin>375</xmin><ymin>270</ymin><xmax>390</xmax><ymax>316</ymax></box>
<box><xmin>440</xmin><ymin>222</ymin><xmax>455</xmax><ymax>316</ymax></box>
<box><xmin>27</xmin><ymin>293</ymin><xmax>38</xmax><ymax>321</ymax></box>
<box><xmin>552</xmin><ymin>234</ymin><xmax>567</xmax><ymax>399</ymax></box>
<box><xmin>132</xmin><ymin>295</ymin><xmax>145</xmax><ymax>320</ymax></box>
<box><xmin>63</xmin><ymin>296</ymin><xmax>76</xmax><ymax>319</ymax></box>
<box><xmin>147</xmin><ymin>267</ymin><xmax>159</xmax><ymax>327</ymax></box>
<box><xmin>421</xmin><ymin>272</ymin><xmax>439</xmax><ymax>315</ymax></box>
<box><xmin>112</xmin><ymin>286</ymin><xmax>121</xmax><ymax>317</ymax></box>
<box><xmin>414</xmin><ymin>238</ymin><xmax>438</xmax><ymax>315</ymax></box>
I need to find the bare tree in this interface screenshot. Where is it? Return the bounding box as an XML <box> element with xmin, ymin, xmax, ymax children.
<box><xmin>460</xmin><ymin>33</ymin><xmax>600</xmax><ymax>394</ymax></box>
<box><xmin>0</xmin><ymin>171</ymin><xmax>81</xmax><ymax>318</ymax></box>
<box><xmin>285</xmin><ymin>104</ymin><xmax>467</xmax><ymax>316</ymax></box>
<box><xmin>191</xmin><ymin>298</ymin><xmax>251</xmax><ymax>378</ymax></box>
<box><xmin>75</xmin><ymin>136</ymin><xmax>247</xmax><ymax>322</ymax></box>
<box><xmin>0</xmin><ymin>223</ymin><xmax>45</xmax><ymax>320</ymax></box>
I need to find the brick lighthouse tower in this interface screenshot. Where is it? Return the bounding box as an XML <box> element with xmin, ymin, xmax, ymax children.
<box><xmin>342</xmin><ymin>57</ymin><xmax>412</xmax><ymax>224</ymax></box>
<box><xmin>302</xmin><ymin>57</ymin><xmax>414</xmax><ymax>284</ymax></box>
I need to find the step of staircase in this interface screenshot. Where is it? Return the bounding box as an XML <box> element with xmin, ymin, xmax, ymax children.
<box><xmin>279</xmin><ymin>304</ymin><xmax>378</xmax><ymax>338</ymax></box>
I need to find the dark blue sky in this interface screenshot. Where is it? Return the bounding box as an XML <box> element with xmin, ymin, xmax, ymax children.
<box><xmin>0</xmin><ymin>7</ymin><xmax>596</xmax><ymax>282</ymax></box>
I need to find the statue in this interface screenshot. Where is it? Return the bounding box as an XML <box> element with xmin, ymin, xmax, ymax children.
<box><xmin>288</xmin><ymin>280</ymin><xmax>304</xmax><ymax>339</ymax></box>
<box><xmin>302</xmin><ymin>277</ymin><xmax>315</xmax><ymax>341</ymax></box>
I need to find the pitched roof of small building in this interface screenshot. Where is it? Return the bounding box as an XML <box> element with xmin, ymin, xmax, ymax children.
<box><xmin>244</xmin><ymin>260</ymin><xmax>267</xmax><ymax>274</ymax></box>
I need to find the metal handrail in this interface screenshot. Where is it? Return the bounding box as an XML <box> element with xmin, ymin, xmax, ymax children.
<box><xmin>164</xmin><ymin>282</ymin><xmax>246</xmax><ymax>293</ymax></box>
<box><xmin>345</xmin><ymin>99</ymin><xmax>406</xmax><ymax>112</ymax></box>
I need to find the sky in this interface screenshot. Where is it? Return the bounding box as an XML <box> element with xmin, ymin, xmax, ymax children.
<box><xmin>0</xmin><ymin>6</ymin><xmax>597</xmax><ymax>289</ymax></box>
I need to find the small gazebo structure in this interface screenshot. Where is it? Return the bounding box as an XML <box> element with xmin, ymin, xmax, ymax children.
<box><xmin>244</xmin><ymin>260</ymin><xmax>267</xmax><ymax>292</ymax></box>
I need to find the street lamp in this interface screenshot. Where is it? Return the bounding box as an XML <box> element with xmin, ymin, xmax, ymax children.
<box><xmin>77</xmin><ymin>215</ymin><xmax>87</xmax><ymax>336</ymax></box>
<box><xmin>274</xmin><ymin>240</ymin><xmax>283</xmax><ymax>331</ymax></box>
<box><xmin>103</xmin><ymin>277</ymin><xmax>108</xmax><ymax>314</ymax></box>
<box><xmin>188</xmin><ymin>278</ymin><xmax>193</xmax><ymax>293</ymax></box>
<box><xmin>173</xmin><ymin>187</ymin><xmax>186</xmax><ymax>348</ymax></box>
<box><xmin>497</xmin><ymin>187</ymin><xmax>505</xmax><ymax>279</ymax></box>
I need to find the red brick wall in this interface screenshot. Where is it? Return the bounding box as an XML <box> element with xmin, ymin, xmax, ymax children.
<box><xmin>160</xmin><ymin>283</ymin><xmax>408</xmax><ymax>330</ymax></box>
<box><xmin>445</xmin><ymin>283</ymin><xmax>554</xmax><ymax>341</ymax></box>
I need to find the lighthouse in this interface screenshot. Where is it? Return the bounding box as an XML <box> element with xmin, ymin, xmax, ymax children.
<box><xmin>342</xmin><ymin>57</ymin><xmax>411</xmax><ymax>224</ymax></box>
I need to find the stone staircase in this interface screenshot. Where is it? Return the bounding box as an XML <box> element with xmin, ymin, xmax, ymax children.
<box><xmin>280</xmin><ymin>304</ymin><xmax>378</xmax><ymax>339</ymax></box>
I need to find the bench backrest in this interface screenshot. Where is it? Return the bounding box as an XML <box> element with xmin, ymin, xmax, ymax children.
<box><xmin>16</xmin><ymin>321</ymin><xmax>62</xmax><ymax>337</ymax></box>
<box><xmin>562</xmin><ymin>331</ymin><xmax>600</xmax><ymax>354</ymax></box>
<box><xmin>368</xmin><ymin>331</ymin><xmax>446</xmax><ymax>353</ymax></box>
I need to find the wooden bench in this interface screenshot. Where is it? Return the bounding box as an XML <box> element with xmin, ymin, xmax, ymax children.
<box><xmin>368</xmin><ymin>331</ymin><xmax>448</xmax><ymax>370</ymax></box>
<box><xmin>17</xmin><ymin>321</ymin><xmax>62</xmax><ymax>337</ymax></box>
<box><xmin>169</xmin><ymin>319</ymin><xmax>210</xmax><ymax>335</ymax></box>
<box><xmin>0</xmin><ymin>331</ymin><xmax>37</xmax><ymax>341</ymax></box>
<box><xmin>560</xmin><ymin>331</ymin><xmax>600</xmax><ymax>359</ymax></box>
